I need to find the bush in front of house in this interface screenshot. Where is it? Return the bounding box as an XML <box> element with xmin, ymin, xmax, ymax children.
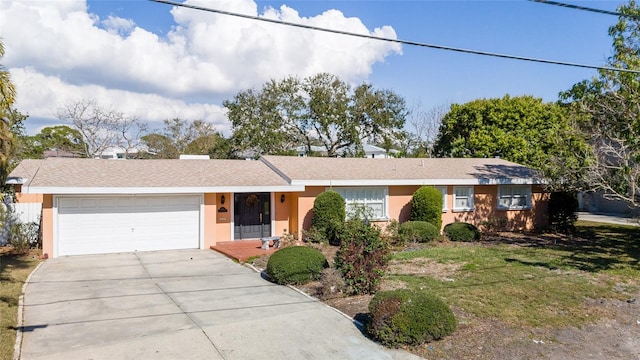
<box><xmin>310</xmin><ymin>190</ymin><xmax>346</xmax><ymax>245</ymax></box>
<box><xmin>266</xmin><ymin>246</ymin><xmax>329</xmax><ymax>285</ymax></box>
<box><xmin>548</xmin><ymin>191</ymin><xmax>578</xmax><ymax>233</ymax></box>
<box><xmin>367</xmin><ymin>289</ymin><xmax>457</xmax><ymax>347</ymax></box>
<box><xmin>444</xmin><ymin>222</ymin><xmax>481</xmax><ymax>242</ymax></box>
<box><xmin>334</xmin><ymin>218</ymin><xmax>389</xmax><ymax>295</ymax></box>
<box><xmin>410</xmin><ymin>186</ymin><xmax>443</xmax><ymax>230</ymax></box>
<box><xmin>398</xmin><ymin>221</ymin><xmax>440</xmax><ymax>243</ymax></box>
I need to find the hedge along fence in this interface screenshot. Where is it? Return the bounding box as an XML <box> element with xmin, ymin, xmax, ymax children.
<box><xmin>410</xmin><ymin>186</ymin><xmax>443</xmax><ymax>230</ymax></box>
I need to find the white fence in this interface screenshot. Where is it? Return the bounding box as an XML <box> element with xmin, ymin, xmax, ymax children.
<box><xmin>0</xmin><ymin>202</ymin><xmax>42</xmax><ymax>246</ymax></box>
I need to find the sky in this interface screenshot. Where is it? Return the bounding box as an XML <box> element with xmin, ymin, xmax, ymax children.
<box><xmin>0</xmin><ymin>0</ymin><xmax>623</xmax><ymax>136</ymax></box>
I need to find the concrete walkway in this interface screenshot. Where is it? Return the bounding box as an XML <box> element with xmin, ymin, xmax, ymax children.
<box><xmin>17</xmin><ymin>249</ymin><xmax>419</xmax><ymax>360</ymax></box>
<box><xmin>578</xmin><ymin>212</ymin><xmax>639</xmax><ymax>226</ymax></box>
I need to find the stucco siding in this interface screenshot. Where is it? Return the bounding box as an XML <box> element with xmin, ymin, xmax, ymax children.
<box><xmin>388</xmin><ymin>185</ymin><xmax>420</xmax><ymax>223</ymax></box>
<box><xmin>42</xmin><ymin>195</ymin><xmax>53</xmax><ymax>258</ymax></box>
<box><xmin>274</xmin><ymin>192</ymin><xmax>293</xmax><ymax>238</ymax></box>
<box><xmin>297</xmin><ymin>186</ymin><xmax>325</xmax><ymax>239</ymax></box>
<box><xmin>203</xmin><ymin>193</ymin><xmax>217</xmax><ymax>247</ymax></box>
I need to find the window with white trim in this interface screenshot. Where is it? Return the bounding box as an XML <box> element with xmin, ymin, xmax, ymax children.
<box><xmin>435</xmin><ymin>186</ymin><xmax>448</xmax><ymax>211</ymax></box>
<box><xmin>334</xmin><ymin>187</ymin><xmax>387</xmax><ymax>220</ymax></box>
<box><xmin>498</xmin><ymin>185</ymin><xmax>532</xmax><ymax>209</ymax></box>
<box><xmin>453</xmin><ymin>186</ymin><xmax>474</xmax><ymax>211</ymax></box>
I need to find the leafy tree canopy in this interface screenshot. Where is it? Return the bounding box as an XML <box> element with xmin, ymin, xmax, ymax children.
<box><xmin>224</xmin><ymin>73</ymin><xmax>407</xmax><ymax>157</ymax></box>
<box><xmin>141</xmin><ymin>118</ymin><xmax>231</xmax><ymax>159</ymax></box>
<box><xmin>1</xmin><ymin>39</ymin><xmax>21</xmax><ymax>183</ymax></box>
<box><xmin>433</xmin><ymin>95</ymin><xmax>589</xmax><ymax>190</ymax></box>
<box><xmin>20</xmin><ymin>125</ymin><xmax>86</xmax><ymax>159</ymax></box>
<box><xmin>560</xmin><ymin>0</ymin><xmax>640</xmax><ymax>207</ymax></box>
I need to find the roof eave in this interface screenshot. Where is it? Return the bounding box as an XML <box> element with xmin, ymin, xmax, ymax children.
<box><xmin>24</xmin><ymin>185</ymin><xmax>305</xmax><ymax>195</ymax></box>
<box><xmin>292</xmin><ymin>178</ymin><xmax>546</xmax><ymax>187</ymax></box>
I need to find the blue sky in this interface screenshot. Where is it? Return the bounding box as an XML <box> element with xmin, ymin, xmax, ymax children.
<box><xmin>0</xmin><ymin>0</ymin><xmax>621</xmax><ymax>135</ymax></box>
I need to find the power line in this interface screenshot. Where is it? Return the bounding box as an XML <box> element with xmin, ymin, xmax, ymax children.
<box><xmin>149</xmin><ymin>0</ymin><xmax>639</xmax><ymax>74</ymax></box>
<box><xmin>529</xmin><ymin>0</ymin><xmax>640</xmax><ymax>21</ymax></box>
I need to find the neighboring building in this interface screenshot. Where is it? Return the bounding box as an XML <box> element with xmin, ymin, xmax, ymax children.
<box><xmin>360</xmin><ymin>144</ymin><xmax>399</xmax><ymax>159</ymax></box>
<box><xmin>43</xmin><ymin>149</ymin><xmax>81</xmax><ymax>158</ymax></box>
<box><xmin>295</xmin><ymin>143</ymin><xmax>400</xmax><ymax>158</ymax></box>
<box><xmin>95</xmin><ymin>146</ymin><xmax>141</xmax><ymax>159</ymax></box>
<box><xmin>7</xmin><ymin>156</ymin><xmax>547</xmax><ymax>258</ymax></box>
<box><xmin>179</xmin><ymin>155</ymin><xmax>211</xmax><ymax>160</ymax></box>
<box><xmin>295</xmin><ymin>145</ymin><xmax>327</xmax><ymax>157</ymax></box>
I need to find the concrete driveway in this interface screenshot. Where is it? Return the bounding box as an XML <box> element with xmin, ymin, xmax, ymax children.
<box><xmin>18</xmin><ymin>249</ymin><xmax>419</xmax><ymax>360</ymax></box>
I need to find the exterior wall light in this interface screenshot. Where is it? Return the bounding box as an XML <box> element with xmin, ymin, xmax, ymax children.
<box><xmin>280</xmin><ymin>194</ymin><xmax>285</xmax><ymax>203</ymax></box>
<box><xmin>221</xmin><ymin>195</ymin><xmax>225</xmax><ymax>204</ymax></box>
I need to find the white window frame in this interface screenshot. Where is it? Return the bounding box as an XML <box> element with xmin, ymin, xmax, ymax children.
<box><xmin>453</xmin><ymin>186</ymin><xmax>474</xmax><ymax>212</ymax></box>
<box><xmin>435</xmin><ymin>186</ymin><xmax>448</xmax><ymax>212</ymax></box>
<box><xmin>497</xmin><ymin>185</ymin><xmax>532</xmax><ymax>210</ymax></box>
<box><xmin>332</xmin><ymin>187</ymin><xmax>388</xmax><ymax>220</ymax></box>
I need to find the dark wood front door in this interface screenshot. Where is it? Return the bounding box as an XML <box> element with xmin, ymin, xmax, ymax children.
<box><xmin>234</xmin><ymin>193</ymin><xmax>271</xmax><ymax>239</ymax></box>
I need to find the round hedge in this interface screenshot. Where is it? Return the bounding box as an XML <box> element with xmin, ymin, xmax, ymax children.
<box><xmin>266</xmin><ymin>246</ymin><xmax>328</xmax><ymax>285</ymax></box>
<box><xmin>443</xmin><ymin>222</ymin><xmax>481</xmax><ymax>242</ymax></box>
<box><xmin>398</xmin><ymin>221</ymin><xmax>440</xmax><ymax>243</ymax></box>
<box><xmin>367</xmin><ymin>289</ymin><xmax>456</xmax><ymax>347</ymax></box>
<box><xmin>410</xmin><ymin>186</ymin><xmax>443</xmax><ymax>230</ymax></box>
<box><xmin>311</xmin><ymin>190</ymin><xmax>346</xmax><ymax>245</ymax></box>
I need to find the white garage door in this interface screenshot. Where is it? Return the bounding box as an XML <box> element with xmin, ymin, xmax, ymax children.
<box><xmin>57</xmin><ymin>195</ymin><xmax>201</xmax><ymax>256</ymax></box>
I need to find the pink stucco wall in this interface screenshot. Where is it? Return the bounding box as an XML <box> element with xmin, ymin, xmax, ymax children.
<box><xmin>293</xmin><ymin>185</ymin><xmax>548</xmax><ymax>235</ymax></box>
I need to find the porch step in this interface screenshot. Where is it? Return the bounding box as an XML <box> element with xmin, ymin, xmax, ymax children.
<box><xmin>210</xmin><ymin>240</ymin><xmax>279</xmax><ymax>262</ymax></box>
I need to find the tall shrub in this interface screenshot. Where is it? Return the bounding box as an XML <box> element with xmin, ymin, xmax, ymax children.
<box><xmin>310</xmin><ymin>190</ymin><xmax>345</xmax><ymax>245</ymax></box>
<box><xmin>548</xmin><ymin>191</ymin><xmax>578</xmax><ymax>233</ymax></box>
<box><xmin>410</xmin><ymin>186</ymin><xmax>443</xmax><ymax>230</ymax></box>
<box><xmin>334</xmin><ymin>218</ymin><xmax>389</xmax><ymax>295</ymax></box>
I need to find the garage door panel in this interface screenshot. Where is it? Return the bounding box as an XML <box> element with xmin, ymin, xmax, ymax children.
<box><xmin>57</xmin><ymin>195</ymin><xmax>201</xmax><ymax>256</ymax></box>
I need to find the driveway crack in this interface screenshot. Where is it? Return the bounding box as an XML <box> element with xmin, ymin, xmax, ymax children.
<box><xmin>135</xmin><ymin>252</ymin><xmax>226</xmax><ymax>359</ymax></box>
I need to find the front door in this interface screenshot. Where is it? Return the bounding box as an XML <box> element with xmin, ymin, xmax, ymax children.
<box><xmin>234</xmin><ymin>193</ymin><xmax>271</xmax><ymax>239</ymax></box>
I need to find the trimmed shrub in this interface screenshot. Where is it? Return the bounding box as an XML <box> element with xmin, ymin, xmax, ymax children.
<box><xmin>548</xmin><ymin>191</ymin><xmax>578</xmax><ymax>233</ymax></box>
<box><xmin>367</xmin><ymin>289</ymin><xmax>456</xmax><ymax>347</ymax></box>
<box><xmin>334</xmin><ymin>218</ymin><xmax>389</xmax><ymax>295</ymax></box>
<box><xmin>398</xmin><ymin>221</ymin><xmax>440</xmax><ymax>243</ymax></box>
<box><xmin>310</xmin><ymin>190</ymin><xmax>346</xmax><ymax>245</ymax></box>
<box><xmin>266</xmin><ymin>246</ymin><xmax>328</xmax><ymax>285</ymax></box>
<box><xmin>444</xmin><ymin>222</ymin><xmax>480</xmax><ymax>242</ymax></box>
<box><xmin>410</xmin><ymin>186</ymin><xmax>443</xmax><ymax>230</ymax></box>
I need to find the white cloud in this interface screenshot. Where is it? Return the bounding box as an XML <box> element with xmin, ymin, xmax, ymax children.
<box><xmin>102</xmin><ymin>15</ymin><xmax>136</xmax><ymax>36</ymax></box>
<box><xmin>0</xmin><ymin>0</ymin><xmax>401</xmax><ymax>133</ymax></box>
<box><xmin>10</xmin><ymin>67</ymin><xmax>230</xmax><ymax>134</ymax></box>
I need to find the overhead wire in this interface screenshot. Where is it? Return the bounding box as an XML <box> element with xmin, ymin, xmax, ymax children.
<box><xmin>149</xmin><ymin>0</ymin><xmax>639</xmax><ymax>74</ymax></box>
<box><xmin>528</xmin><ymin>0</ymin><xmax>640</xmax><ymax>21</ymax></box>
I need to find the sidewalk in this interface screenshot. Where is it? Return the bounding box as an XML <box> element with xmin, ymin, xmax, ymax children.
<box><xmin>578</xmin><ymin>212</ymin><xmax>639</xmax><ymax>226</ymax></box>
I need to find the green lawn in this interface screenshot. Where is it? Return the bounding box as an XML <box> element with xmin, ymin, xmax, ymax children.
<box><xmin>0</xmin><ymin>251</ymin><xmax>40</xmax><ymax>360</ymax></box>
<box><xmin>388</xmin><ymin>221</ymin><xmax>640</xmax><ymax>328</ymax></box>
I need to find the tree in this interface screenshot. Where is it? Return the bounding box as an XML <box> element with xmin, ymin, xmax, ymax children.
<box><xmin>140</xmin><ymin>118</ymin><xmax>224</xmax><ymax>158</ymax></box>
<box><xmin>1</xmin><ymin>39</ymin><xmax>19</xmax><ymax>183</ymax></box>
<box><xmin>560</xmin><ymin>0</ymin><xmax>640</xmax><ymax>207</ymax></box>
<box><xmin>433</xmin><ymin>95</ymin><xmax>589</xmax><ymax>189</ymax></box>
<box><xmin>20</xmin><ymin>125</ymin><xmax>85</xmax><ymax>159</ymax></box>
<box><xmin>56</xmin><ymin>99</ymin><xmax>147</xmax><ymax>158</ymax></box>
<box><xmin>139</xmin><ymin>133</ymin><xmax>179</xmax><ymax>159</ymax></box>
<box><xmin>224</xmin><ymin>73</ymin><xmax>407</xmax><ymax>157</ymax></box>
<box><xmin>405</xmin><ymin>102</ymin><xmax>449</xmax><ymax>157</ymax></box>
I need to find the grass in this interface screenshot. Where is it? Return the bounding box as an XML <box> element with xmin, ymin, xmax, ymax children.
<box><xmin>0</xmin><ymin>249</ymin><xmax>41</xmax><ymax>360</ymax></box>
<box><xmin>388</xmin><ymin>221</ymin><xmax>640</xmax><ymax>329</ymax></box>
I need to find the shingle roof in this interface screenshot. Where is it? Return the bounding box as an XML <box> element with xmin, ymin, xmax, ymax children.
<box><xmin>261</xmin><ymin>156</ymin><xmax>542</xmax><ymax>185</ymax></box>
<box><xmin>8</xmin><ymin>156</ymin><xmax>544</xmax><ymax>194</ymax></box>
<box><xmin>12</xmin><ymin>158</ymin><xmax>294</xmax><ymax>193</ymax></box>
